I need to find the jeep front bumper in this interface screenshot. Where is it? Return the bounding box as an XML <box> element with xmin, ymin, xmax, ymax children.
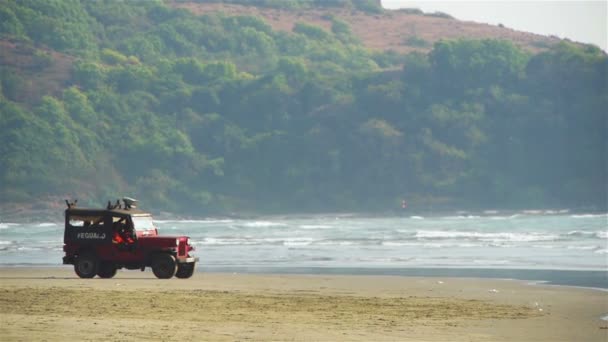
<box><xmin>176</xmin><ymin>257</ymin><xmax>198</xmax><ymax>264</ymax></box>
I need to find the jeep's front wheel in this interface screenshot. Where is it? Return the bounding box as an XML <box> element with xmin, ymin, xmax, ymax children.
<box><xmin>97</xmin><ymin>262</ymin><xmax>117</xmax><ymax>278</ymax></box>
<box><xmin>151</xmin><ymin>254</ymin><xmax>177</xmax><ymax>279</ymax></box>
<box><xmin>175</xmin><ymin>262</ymin><xmax>195</xmax><ymax>279</ymax></box>
<box><xmin>75</xmin><ymin>254</ymin><xmax>98</xmax><ymax>278</ymax></box>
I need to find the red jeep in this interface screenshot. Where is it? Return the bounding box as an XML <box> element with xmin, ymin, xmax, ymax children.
<box><xmin>62</xmin><ymin>198</ymin><xmax>198</xmax><ymax>279</ymax></box>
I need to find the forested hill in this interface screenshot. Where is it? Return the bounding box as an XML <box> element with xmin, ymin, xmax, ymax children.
<box><xmin>0</xmin><ymin>0</ymin><xmax>606</xmax><ymax>217</ymax></box>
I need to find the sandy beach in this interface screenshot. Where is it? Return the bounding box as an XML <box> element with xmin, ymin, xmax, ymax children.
<box><xmin>0</xmin><ymin>267</ymin><xmax>606</xmax><ymax>341</ymax></box>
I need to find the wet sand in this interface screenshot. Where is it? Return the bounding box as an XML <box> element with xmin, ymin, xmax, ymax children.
<box><xmin>1</xmin><ymin>267</ymin><xmax>606</xmax><ymax>341</ymax></box>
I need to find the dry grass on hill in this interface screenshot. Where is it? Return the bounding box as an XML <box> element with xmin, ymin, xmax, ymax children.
<box><xmin>171</xmin><ymin>2</ymin><xmax>561</xmax><ymax>54</ymax></box>
<box><xmin>0</xmin><ymin>39</ymin><xmax>74</xmax><ymax>104</ymax></box>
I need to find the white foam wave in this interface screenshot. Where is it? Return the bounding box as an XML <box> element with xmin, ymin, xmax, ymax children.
<box><xmin>566</xmin><ymin>245</ymin><xmax>600</xmax><ymax>250</ymax></box>
<box><xmin>283</xmin><ymin>238</ymin><xmax>315</xmax><ymax>246</ymax></box>
<box><xmin>36</xmin><ymin>223</ymin><xmax>58</xmax><ymax>227</ymax></box>
<box><xmin>316</xmin><ymin>240</ymin><xmax>358</xmax><ymax>246</ymax></box>
<box><xmin>415</xmin><ymin>230</ymin><xmax>559</xmax><ymax>242</ymax></box>
<box><xmin>357</xmin><ymin>257</ymin><xmax>414</xmax><ymax>263</ymax></box>
<box><xmin>593</xmin><ymin>249</ymin><xmax>608</xmax><ymax>254</ymax></box>
<box><xmin>531</xmin><ymin>244</ymin><xmax>558</xmax><ymax>249</ymax></box>
<box><xmin>16</xmin><ymin>246</ymin><xmax>39</xmax><ymax>251</ymax></box>
<box><xmin>488</xmin><ymin>216</ymin><xmax>510</xmax><ymax>220</ymax></box>
<box><xmin>382</xmin><ymin>241</ymin><xmax>480</xmax><ymax>248</ymax></box>
<box><xmin>242</xmin><ymin>221</ymin><xmax>287</xmax><ymax>228</ymax></box>
<box><xmin>570</xmin><ymin>213</ymin><xmax>608</xmax><ymax>219</ymax></box>
<box><xmin>597</xmin><ymin>231</ymin><xmax>608</xmax><ymax>239</ymax></box>
<box><xmin>0</xmin><ymin>223</ymin><xmax>20</xmax><ymax>229</ymax></box>
<box><xmin>299</xmin><ymin>224</ymin><xmax>332</xmax><ymax>229</ymax></box>
<box><xmin>195</xmin><ymin>236</ymin><xmax>316</xmax><ymax>246</ymax></box>
<box><xmin>441</xmin><ymin>215</ymin><xmax>481</xmax><ymax>220</ymax></box>
<box><xmin>471</xmin><ymin>259</ymin><xmax>511</xmax><ymax>265</ymax></box>
<box><xmin>155</xmin><ymin>219</ymin><xmax>234</xmax><ymax>224</ymax></box>
<box><xmin>410</xmin><ymin>216</ymin><xmax>424</xmax><ymax>220</ymax></box>
<box><xmin>197</xmin><ymin>237</ymin><xmax>260</xmax><ymax>245</ymax></box>
<box><xmin>543</xmin><ymin>209</ymin><xmax>570</xmax><ymax>215</ymax></box>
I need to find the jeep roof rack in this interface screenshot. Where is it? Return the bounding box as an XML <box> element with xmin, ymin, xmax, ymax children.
<box><xmin>65</xmin><ymin>199</ymin><xmax>77</xmax><ymax>209</ymax></box>
<box><xmin>105</xmin><ymin>197</ymin><xmax>138</xmax><ymax>210</ymax></box>
<box><xmin>123</xmin><ymin>197</ymin><xmax>138</xmax><ymax>209</ymax></box>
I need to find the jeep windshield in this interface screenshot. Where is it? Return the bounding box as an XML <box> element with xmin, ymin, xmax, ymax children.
<box><xmin>131</xmin><ymin>215</ymin><xmax>155</xmax><ymax>230</ymax></box>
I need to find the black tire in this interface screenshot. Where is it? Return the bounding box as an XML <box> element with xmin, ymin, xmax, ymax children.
<box><xmin>151</xmin><ymin>254</ymin><xmax>177</xmax><ymax>279</ymax></box>
<box><xmin>74</xmin><ymin>254</ymin><xmax>98</xmax><ymax>278</ymax></box>
<box><xmin>97</xmin><ymin>261</ymin><xmax>117</xmax><ymax>278</ymax></box>
<box><xmin>175</xmin><ymin>262</ymin><xmax>195</xmax><ymax>279</ymax></box>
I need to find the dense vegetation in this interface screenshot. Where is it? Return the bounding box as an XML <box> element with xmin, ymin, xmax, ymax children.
<box><xmin>1</xmin><ymin>0</ymin><xmax>606</xmax><ymax>214</ymax></box>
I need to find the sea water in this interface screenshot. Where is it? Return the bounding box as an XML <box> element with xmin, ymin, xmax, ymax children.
<box><xmin>1</xmin><ymin>211</ymin><xmax>606</xmax><ymax>271</ymax></box>
<box><xmin>0</xmin><ymin>212</ymin><xmax>608</xmax><ymax>270</ymax></box>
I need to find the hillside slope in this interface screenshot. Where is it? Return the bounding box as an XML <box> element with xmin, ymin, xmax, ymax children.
<box><xmin>1</xmin><ymin>0</ymin><xmax>605</xmax><ymax>216</ymax></box>
<box><xmin>0</xmin><ymin>39</ymin><xmax>74</xmax><ymax>105</ymax></box>
<box><xmin>171</xmin><ymin>2</ymin><xmax>562</xmax><ymax>54</ymax></box>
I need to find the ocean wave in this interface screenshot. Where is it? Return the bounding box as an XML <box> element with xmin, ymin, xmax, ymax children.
<box><xmin>283</xmin><ymin>238</ymin><xmax>316</xmax><ymax>246</ymax></box>
<box><xmin>471</xmin><ymin>259</ymin><xmax>512</xmax><ymax>265</ymax></box>
<box><xmin>441</xmin><ymin>215</ymin><xmax>481</xmax><ymax>220</ymax></box>
<box><xmin>36</xmin><ymin>223</ymin><xmax>58</xmax><ymax>227</ymax></box>
<box><xmin>0</xmin><ymin>223</ymin><xmax>20</xmax><ymax>229</ymax></box>
<box><xmin>316</xmin><ymin>240</ymin><xmax>360</xmax><ymax>246</ymax></box>
<box><xmin>488</xmin><ymin>214</ymin><xmax>523</xmax><ymax>220</ymax></box>
<box><xmin>195</xmin><ymin>237</ymin><xmax>265</xmax><ymax>246</ymax></box>
<box><xmin>415</xmin><ymin>230</ymin><xmax>559</xmax><ymax>242</ymax></box>
<box><xmin>192</xmin><ymin>233</ymin><xmax>601</xmax><ymax>247</ymax></box>
<box><xmin>522</xmin><ymin>210</ymin><xmax>544</xmax><ymax>215</ymax></box>
<box><xmin>410</xmin><ymin>216</ymin><xmax>424</xmax><ymax>220</ymax></box>
<box><xmin>356</xmin><ymin>257</ymin><xmax>415</xmax><ymax>263</ymax></box>
<box><xmin>195</xmin><ymin>236</ymin><xmax>317</xmax><ymax>246</ymax></box>
<box><xmin>530</xmin><ymin>244</ymin><xmax>559</xmax><ymax>249</ymax></box>
<box><xmin>309</xmin><ymin>256</ymin><xmax>334</xmax><ymax>261</ymax></box>
<box><xmin>567</xmin><ymin>230</ymin><xmax>596</xmax><ymax>237</ymax></box>
<box><xmin>155</xmin><ymin>219</ymin><xmax>234</xmax><ymax>224</ymax></box>
<box><xmin>566</xmin><ymin>245</ymin><xmax>602</xmax><ymax>250</ymax></box>
<box><xmin>242</xmin><ymin>221</ymin><xmax>287</xmax><ymax>228</ymax></box>
<box><xmin>0</xmin><ymin>240</ymin><xmax>16</xmax><ymax>251</ymax></box>
<box><xmin>16</xmin><ymin>246</ymin><xmax>43</xmax><ymax>251</ymax></box>
<box><xmin>381</xmin><ymin>241</ymin><xmax>417</xmax><ymax>247</ymax></box>
<box><xmin>593</xmin><ymin>249</ymin><xmax>608</xmax><ymax>254</ymax></box>
<box><xmin>298</xmin><ymin>224</ymin><xmax>333</xmax><ymax>229</ymax></box>
<box><xmin>517</xmin><ymin>209</ymin><xmax>570</xmax><ymax>216</ymax></box>
<box><xmin>570</xmin><ymin>213</ymin><xmax>608</xmax><ymax>219</ymax></box>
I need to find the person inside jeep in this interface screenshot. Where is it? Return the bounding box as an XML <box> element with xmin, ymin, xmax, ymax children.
<box><xmin>113</xmin><ymin>220</ymin><xmax>134</xmax><ymax>245</ymax></box>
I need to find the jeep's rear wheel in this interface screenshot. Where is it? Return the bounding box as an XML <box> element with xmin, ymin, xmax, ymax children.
<box><xmin>97</xmin><ymin>262</ymin><xmax>117</xmax><ymax>278</ymax></box>
<box><xmin>175</xmin><ymin>262</ymin><xmax>195</xmax><ymax>279</ymax></box>
<box><xmin>75</xmin><ymin>254</ymin><xmax>98</xmax><ymax>278</ymax></box>
<box><xmin>151</xmin><ymin>254</ymin><xmax>177</xmax><ymax>279</ymax></box>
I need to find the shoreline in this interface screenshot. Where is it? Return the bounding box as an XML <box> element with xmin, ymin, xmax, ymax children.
<box><xmin>1</xmin><ymin>267</ymin><xmax>607</xmax><ymax>341</ymax></box>
<box><xmin>2</xmin><ymin>264</ymin><xmax>607</xmax><ymax>290</ymax></box>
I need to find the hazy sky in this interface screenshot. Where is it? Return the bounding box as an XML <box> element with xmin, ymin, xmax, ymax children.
<box><xmin>382</xmin><ymin>1</ymin><xmax>607</xmax><ymax>51</ymax></box>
